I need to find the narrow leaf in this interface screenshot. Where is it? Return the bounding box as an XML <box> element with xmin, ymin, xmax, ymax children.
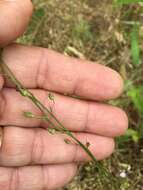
<box><xmin>131</xmin><ymin>24</ymin><xmax>140</xmax><ymax>65</ymax></box>
<box><xmin>128</xmin><ymin>86</ymin><xmax>143</xmax><ymax>114</ymax></box>
<box><xmin>116</xmin><ymin>0</ymin><xmax>143</xmax><ymax>5</ymax></box>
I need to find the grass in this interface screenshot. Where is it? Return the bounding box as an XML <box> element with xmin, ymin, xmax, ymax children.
<box><xmin>18</xmin><ymin>0</ymin><xmax>143</xmax><ymax>189</ymax></box>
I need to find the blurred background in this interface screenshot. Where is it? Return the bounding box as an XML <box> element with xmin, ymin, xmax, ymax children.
<box><xmin>18</xmin><ymin>0</ymin><xmax>143</xmax><ymax>189</ymax></box>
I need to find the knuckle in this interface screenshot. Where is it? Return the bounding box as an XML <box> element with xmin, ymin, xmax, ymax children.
<box><xmin>0</xmin><ymin>167</ymin><xmax>19</xmax><ymax>190</ymax></box>
<box><xmin>0</xmin><ymin>127</ymin><xmax>32</xmax><ymax>166</ymax></box>
<box><xmin>0</xmin><ymin>168</ymin><xmax>10</xmax><ymax>190</ymax></box>
<box><xmin>31</xmin><ymin>129</ymin><xmax>44</xmax><ymax>164</ymax></box>
<box><xmin>10</xmin><ymin>168</ymin><xmax>19</xmax><ymax>190</ymax></box>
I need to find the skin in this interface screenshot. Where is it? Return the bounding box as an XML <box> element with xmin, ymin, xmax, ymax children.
<box><xmin>0</xmin><ymin>0</ymin><xmax>128</xmax><ymax>189</ymax></box>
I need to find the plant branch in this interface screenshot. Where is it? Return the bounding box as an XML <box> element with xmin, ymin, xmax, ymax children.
<box><xmin>0</xmin><ymin>48</ymin><xmax>118</xmax><ymax>183</ymax></box>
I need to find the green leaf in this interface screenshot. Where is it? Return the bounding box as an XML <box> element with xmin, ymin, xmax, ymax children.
<box><xmin>34</xmin><ymin>8</ymin><xmax>45</xmax><ymax>18</ymax></box>
<box><xmin>28</xmin><ymin>8</ymin><xmax>45</xmax><ymax>34</ymax></box>
<box><xmin>116</xmin><ymin>0</ymin><xmax>143</xmax><ymax>5</ymax></box>
<box><xmin>128</xmin><ymin>86</ymin><xmax>143</xmax><ymax>114</ymax></box>
<box><xmin>117</xmin><ymin>129</ymin><xmax>140</xmax><ymax>143</ymax></box>
<box><xmin>126</xmin><ymin>129</ymin><xmax>140</xmax><ymax>142</ymax></box>
<box><xmin>72</xmin><ymin>19</ymin><xmax>93</xmax><ymax>42</ymax></box>
<box><xmin>131</xmin><ymin>24</ymin><xmax>140</xmax><ymax>66</ymax></box>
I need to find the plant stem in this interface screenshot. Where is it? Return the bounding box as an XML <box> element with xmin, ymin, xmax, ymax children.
<box><xmin>0</xmin><ymin>48</ymin><xmax>118</xmax><ymax>183</ymax></box>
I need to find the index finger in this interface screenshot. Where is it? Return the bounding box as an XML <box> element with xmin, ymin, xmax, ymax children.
<box><xmin>3</xmin><ymin>44</ymin><xmax>123</xmax><ymax>101</ymax></box>
<box><xmin>0</xmin><ymin>0</ymin><xmax>33</xmax><ymax>46</ymax></box>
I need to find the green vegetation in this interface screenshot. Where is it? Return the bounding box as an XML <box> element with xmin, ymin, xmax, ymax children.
<box><xmin>18</xmin><ymin>0</ymin><xmax>143</xmax><ymax>189</ymax></box>
<box><xmin>116</xmin><ymin>0</ymin><xmax>143</xmax><ymax>5</ymax></box>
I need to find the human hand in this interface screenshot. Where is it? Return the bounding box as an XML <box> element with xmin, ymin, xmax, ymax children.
<box><xmin>0</xmin><ymin>1</ymin><xmax>128</xmax><ymax>190</ymax></box>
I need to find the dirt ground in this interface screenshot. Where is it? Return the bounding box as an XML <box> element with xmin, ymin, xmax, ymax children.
<box><xmin>19</xmin><ymin>0</ymin><xmax>143</xmax><ymax>189</ymax></box>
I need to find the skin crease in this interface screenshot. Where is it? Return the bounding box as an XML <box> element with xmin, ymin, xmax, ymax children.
<box><xmin>0</xmin><ymin>0</ymin><xmax>128</xmax><ymax>189</ymax></box>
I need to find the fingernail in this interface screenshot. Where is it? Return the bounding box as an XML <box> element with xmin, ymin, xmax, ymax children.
<box><xmin>0</xmin><ymin>127</ymin><xmax>3</xmax><ymax>148</ymax></box>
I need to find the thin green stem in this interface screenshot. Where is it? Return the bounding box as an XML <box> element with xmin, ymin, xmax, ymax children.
<box><xmin>0</xmin><ymin>48</ymin><xmax>119</xmax><ymax>185</ymax></box>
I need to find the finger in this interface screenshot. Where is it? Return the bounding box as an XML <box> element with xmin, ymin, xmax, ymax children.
<box><xmin>0</xmin><ymin>77</ymin><xmax>4</xmax><ymax>91</ymax></box>
<box><xmin>0</xmin><ymin>88</ymin><xmax>128</xmax><ymax>137</ymax></box>
<box><xmin>0</xmin><ymin>51</ymin><xmax>4</xmax><ymax>89</ymax></box>
<box><xmin>0</xmin><ymin>127</ymin><xmax>2</xmax><ymax>147</ymax></box>
<box><xmin>0</xmin><ymin>164</ymin><xmax>77</xmax><ymax>190</ymax></box>
<box><xmin>0</xmin><ymin>127</ymin><xmax>115</xmax><ymax>166</ymax></box>
<box><xmin>0</xmin><ymin>0</ymin><xmax>33</xmax><ymax>46</ymax></box>
<box><xmin>3</xmin><ymin>44</ymin><xmax>123</xmax><ymax>100</ymax></box>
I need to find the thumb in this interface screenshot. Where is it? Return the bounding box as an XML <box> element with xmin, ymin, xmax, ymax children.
<box><xmin>0</xmin><ymin>0</ymin><xmax>33</xmax><ymax>47</ymax></box>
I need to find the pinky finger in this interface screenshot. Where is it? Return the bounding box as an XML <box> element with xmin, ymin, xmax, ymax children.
<box><xmin>0</xmin><ymin>163</ymin><xmax>77</xmax><ymax>190</ymax></box>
